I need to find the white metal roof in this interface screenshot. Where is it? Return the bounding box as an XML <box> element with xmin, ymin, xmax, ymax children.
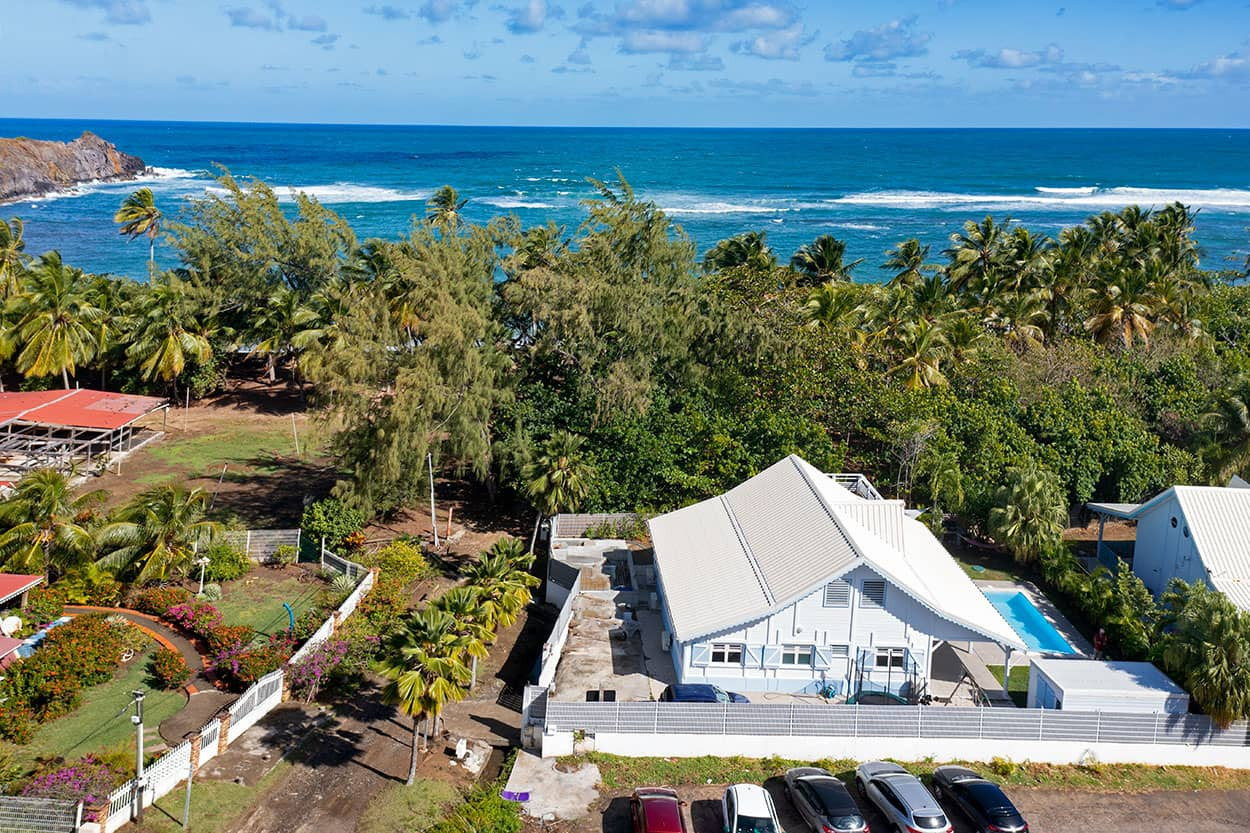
<box><xmin>1031</xmin><ymin>658</ymin><xmax>1187</xmax><ymax>699</ymax></box>
<box><xmin>648</xmin><ymin>455</ymin><xmax>1025</xmax><ymax>648</ymax></box>
<box><xmin>1172</xmin><ymin>486</ymin><xmax>1250</xmax><ymax>613</ymax></box>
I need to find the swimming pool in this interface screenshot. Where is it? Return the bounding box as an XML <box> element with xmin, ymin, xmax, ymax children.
<box><xmin>982</xmin><ymin>590</ymin><xmax>1077</xmax><ymax>654</ymax></box>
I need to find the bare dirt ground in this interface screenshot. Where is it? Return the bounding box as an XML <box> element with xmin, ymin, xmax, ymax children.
<box><xmin>561</xmin><ymin>778</ymin><xmax>1250</xmax><ymax>833</ymax></box>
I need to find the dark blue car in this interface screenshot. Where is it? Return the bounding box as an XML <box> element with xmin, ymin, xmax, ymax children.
<box><xmin>658</xmin><ymin>684</ymin><xmax>750</xmax><ymax>703</ymax></box>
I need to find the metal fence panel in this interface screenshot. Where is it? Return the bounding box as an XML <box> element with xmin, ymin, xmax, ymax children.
<box><xmin>0</xmin><ymin>796</ymin><xmax>80</xmax><ymax>833</ymax></box>
<box><xmin>223</xmin><ymin>529</ymin><xmax>301</xmax><ymax>562</ymax></box>
<box><xmin>1035</xmin><ymin>711</ymin><xmax>1099</xmax><ymax>742</ymax></box>
<box><xmin>198</xmin><ymin>718</ymin><xmax>221</xmax><ymax>765</ymax></box>
<box><xmin>919</xmin><ymin>707</ymin><xmax>983</xmax><ymax>738</ymax></box>
<box><xmin>656</xmin><ymin>704</ymin><xmax>729</xmax><ymax>735</ymax></box>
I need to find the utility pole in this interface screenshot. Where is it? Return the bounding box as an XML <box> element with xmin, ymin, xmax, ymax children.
<box><xmin>132</xmin><ymin>690</ymin><xmax>146</xmax><ymax>822</ymax></box>
<box><xmin>428</xmin><ymin>452</ymin><xmax>439</xmax><ymax>549</ymax></box>
<box><xmin>181</xmin><ymin>751</ymin><xmax>194</xmax><ymax>830</ymax></box>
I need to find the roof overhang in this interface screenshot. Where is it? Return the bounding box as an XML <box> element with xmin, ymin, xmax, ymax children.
<box><xmin>0</xmin><ymin>574</ymin><xmax>43</xmax><ymax>606</ymax></box>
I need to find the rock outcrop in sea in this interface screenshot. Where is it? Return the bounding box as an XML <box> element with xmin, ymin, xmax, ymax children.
<box><xmin>0</xmin><ymin>131</ymin><xmax>146</xmax><ymax>203</ymax></box>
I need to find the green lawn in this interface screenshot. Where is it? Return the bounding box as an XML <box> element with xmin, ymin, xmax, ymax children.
<box><xmin>141</xmin><ymin>422</ymin><xmax>304</xmax><ymax>480</ymax></box>
<box><xmin>987</xmin><ymin>664</ymin><xmax>1031</xmax><ymax>708</ymax></box>
<box><xmin>12</xmin><ymin>647</ymin><xmax>186</xmax><ymax>776</ymax></box>
<box><xmin>356</xmin><ymin>779</ymin><xmax>461</xmax><ymax>833</ymax></box>
<box><xmin>214</xmin><ymin>574</ymin><xmax>325</xmax><ymax>636</ymax></box>
<box><xmin>949</xmin><ymin>543</ymin><xmax>1031</xmax><ymax>582</ymax></box>
<box><xmin>134</xmin><ymin>760</ymin><xmax>293</xmax><ymax>833</ymax></box>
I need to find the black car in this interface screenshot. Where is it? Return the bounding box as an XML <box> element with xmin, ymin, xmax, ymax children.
<box><xmin>657</xmin><ymin>684</ymin><xmax>750</xmax><ymax>704</ymax></box>
<box><xmin>930</xmin><ymin>766</ymin><xmax>1028</xmax><ymax>833</ymax></box>
<box><xmin>783</xmin><ymin>767</ymin><xmax>868</xmax><ymax>833</ymax></box>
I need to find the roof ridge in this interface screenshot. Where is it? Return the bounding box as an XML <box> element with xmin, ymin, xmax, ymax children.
<box><xmin>718</xmin><ymin>494</ymin><xmax>775</xmax><ymax>607</ymax></box>
<box><xmin>788</xmin><ymin>456</ymin><xmax>867</xmax><ymax>562</ymax></box>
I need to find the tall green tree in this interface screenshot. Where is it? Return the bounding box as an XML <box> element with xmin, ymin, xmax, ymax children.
<box><xmin>790</xmin><ymin>235</ymin><xmax>861</xmax><ymax>285</ymax></box>
<box><xmin>988</xmin><ymin>460</ymin><xmax>1067</xmax><ymax>565</ymax></box>
<box><xmin>11</xmin><ymin>252</ymin><xmax>101</xmax><ymax>388</ymax></box>
<box><xmin>462</xmin><ymin>537</ymin><xmax>539</xmax><ymax>631</ymax></box>
<box><xmin>524</xmin><ymin>431</ymin><xmax>594</xmax><ymax>551</ymax></box>
<box><xmin>0</xmin><ymin>469</ymin><xmax>104</xmax><ymax>580</ymax></box>
<box><xmin>96</xmin><ymin>486</ymin><xmax>221</xmax><ymax>584</ymax></box>
<box><xmin>432</xmin><ymin>585</ymin><xmax>493</xmax><ymax>687</ymax></box>
<box><xmin>249</xmin><ymin>284</ymin><xmax>320</xmax><ymax>384</ymax></box>
<box><xmin>1157</xmin><ymin>580</ymin><xmax>1250</xmax><ymax>727</ymax></box>
<box><xmin>703</xmin><ymin>231</ymin><xmax>776</xmax><ymax>274</ymax></box>
<box><xmin>114</xmin><ymin>187</ymin><xmax>163</xmax><ymax>266</ymax></box>
<box><xmin>0</xmin><ymin>217</ymin><xmax>26</xmax><ymax>299</ymax></box>
<box><xmin>883</xmin><ymin>238</ymin><xmax>934</xmax><ymax>289</ymax></box>
<box><xmin>125</xmin><ymin>272</ymin><xmax>216</xmax><ymax>391</ymax></box>
<box><xmin>426</xmin><ymin>185</ymin><xmax>468</xmax><ymax>234</ymax></box>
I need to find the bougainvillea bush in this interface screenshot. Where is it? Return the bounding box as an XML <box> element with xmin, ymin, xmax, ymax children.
<box><xmin>151</xmin><ymin>648</ymin><xmax>191</xmax><ymax>690</ymax></box>
<box><xmin>130</xmin><ymin>586</ymin><xmax>192</xmax><ymax>617</ymax></box>
<box><xmin>211</xmin><ymin>632</ymin><xmax>294</xmax><ymax>689</ymax></box>
<box><xmin>163</xmin><ymin>602</ymin><xmax>223</xmax><ymax>640</ymax></box>
<box><xmin>286</xmin><ymin>638</ymin><xmax>350</xmax><ymax>702</ymax></box>
<box><xmin>206</xmin><ymin>624</ymin><xmax>253</xmax><ymax>654</ymax></box>
<box><xmin>22</xmin><ymin>756</ymin><xmax>120</xmax><ymax>821</ymax></box>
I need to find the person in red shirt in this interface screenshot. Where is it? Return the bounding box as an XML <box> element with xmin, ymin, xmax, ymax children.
<box><xmin>1093</xmin><ymin>627</ymin><xmax>1108</xmax><ymax>660</ymax></box>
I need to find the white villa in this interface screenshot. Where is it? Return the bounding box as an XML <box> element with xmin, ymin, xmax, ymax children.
<box><xmin>1088</xmin><ymin>482</ymin><xmax>1250</xmax><ymax>612</ymax></box>
<box><xmin>648</xmin><ymin>455</ymin><xmax>1026</xmax><ymax>699</ymax></box>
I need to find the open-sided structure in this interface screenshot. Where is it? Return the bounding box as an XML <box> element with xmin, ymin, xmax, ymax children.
<box><xmin>0</xmin><ymin>389</ymin><xmax>167</xmax><ymax>482</ymax></box>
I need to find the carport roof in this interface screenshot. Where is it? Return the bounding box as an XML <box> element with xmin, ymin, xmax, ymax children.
<box><xmin>0</xmin><ymin>389</ymin><xmax>166</xmax><ymax>431</ymax></box>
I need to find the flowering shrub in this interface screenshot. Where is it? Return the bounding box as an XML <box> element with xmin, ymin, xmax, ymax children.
<box><xmin>151</xmin><ymin>648</ymin><xmax>191</xmax><ymax>690</ymax></box>
<box><xmin>360</xmin><ymin>540</ymin><xmax>434</xmax><ymax>586</ymax></box>
<box><xmin>163</xmin><ymin>602</ymin><xmax>223</xmax><ymax>640</ymax></box>
<box><xmin>130</xmin><ymin>586</ymin><xmax>191</xmax><ymax>616</ymax></box>
<box><xmin>286</xmin><ymin>638</ymin><xmax>350</xmax><ymax>701</ymax></box>
<box><xmin>206</xmin><ymin>624</ymin><xmax>253</xmax><ymax>654</ymax></box>
<box><xmin>24</xmin><ymin>587</ymin><xmax>65</xmax><ymax>626</ymax></box>
<box><xmin>355</xmin><ymin>575</ymin><xmax>408</xmax><ymax>638</ymax></box>
<box><xmin>212</xmin><ymin>632</ymin><xmax>293</xmax><ymax>689</ymax></box>
<box><xmin>0</xmin><ymin>705</ymin><xmax>34</xmax><ymax>744</ymax></box>
<box><xmin>22</xmin><ymin>756</ymin><xmax>119</xmax><ymax>820</ymax></box>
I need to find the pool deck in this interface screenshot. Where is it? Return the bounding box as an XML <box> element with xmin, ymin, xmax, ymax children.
<box><xmin>973</xmin><ymin>580</ymin><xmax>1093</xmax><ymax>669</ymax></box>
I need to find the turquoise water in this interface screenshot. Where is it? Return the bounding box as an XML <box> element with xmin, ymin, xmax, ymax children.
<box><xmin>983</xmin><ymin>590</ymin><xmax>1077</xmax><ymax>655</ymax></box>
<box><xmin>3</xmin><ymin>119</ymin><xmax>1250</xmax><ymax>280</ymax></box>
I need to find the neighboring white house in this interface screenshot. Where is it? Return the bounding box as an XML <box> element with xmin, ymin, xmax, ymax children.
<box><xmin>1088</xmin><ymin>484</ymin><xmax>1250</xmax><ymax>612</ymax></box>
<box><xmin>1027</xmin><ymin>657</ymin><xmax>1190</xmax><ymax>714</ymax></box>
<box><xmin>647</xmin><ymin>455</ymin><xmax>1026</xmax><ymax>698</ymax></box>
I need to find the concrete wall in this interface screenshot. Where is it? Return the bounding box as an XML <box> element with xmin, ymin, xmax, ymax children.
<box><xmin>540</xmin><ymin>730</ymin><xmax>1250</xmax><ymax>768</ymax></box>
<box><xmin>1134</xmin><ymin>495</ymin><xmax>1206</xmax><ymax>597</ymax></box>
<box><xmin>675</xmin><ymin>565</ymin><xmax>991</xmax><ymax>694</ymax></box>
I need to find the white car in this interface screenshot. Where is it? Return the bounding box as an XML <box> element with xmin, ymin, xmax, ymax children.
<box><xmin>722</xmin><ymin>783</ymin><xmax>784</xmax><ymax>833</ymax></box>
<box><xmin>854</xmin><ymin>762</ymin><xmax>951</xmax><ymax>833</ymax></box>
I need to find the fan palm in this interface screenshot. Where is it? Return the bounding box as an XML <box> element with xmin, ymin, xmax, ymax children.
<box><xmin>113</xmin><ymin>187</ymin><xmax>163</xmax><ymax>266</ymax></box>
<box><xmin>12</xmin><ymin>252</ymin><xmax>101</xmax><ymax>388</ymax></box>
<box><xmin>426</xmin><ymin>185</ymin><xmax>468</xmax><ymax>234</ymax></box>
<box><xmin>462</xmin><ymin>537</ymin><xmax>539</xmax><ymax>631</ymax></box>
<box><xmin>0</xmin><ymin>469</ymin><xmax>105</xmax><ymax>580</ymax></box>
<box><xmin>1158</xmin><ymin>580</ymin><xmax>1250</xmax><ymax>727</ymax></box>
<box><xmin>789</xmin><ymin>235</ymin><xmax>861</xmax><ymax>285</ymax></box>
<box><xmin>377</xmin><ymin>606</ymin><xmax>474</xmax><ymax>785</ymax></box>
<box><xmin>0</xmin><ymin>217</ymin><xmax>26</xmax><ymax>299</ymax></box>
<box><xmin>988</xmin><ymin>460</ymin><xmax>1067</xmax><ymax>565</ymax></box>
<box><xmin>96</xmin><ymin>486</ymin><xmax>221</xmax><ymax>584</ymax></box>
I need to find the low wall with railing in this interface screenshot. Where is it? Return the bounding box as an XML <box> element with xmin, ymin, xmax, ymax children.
<box><xmin>540</xmin><ymin>701</ymin><xmax>1250</xmax><ymax>768</ymax></box>
<box><xmin>93</xmin><ymin>551</ymin><xmax>374</xmax><ymax>833</ymax></box>
<box><xmin>536</xmin><ymin>573</ymin><xmax>581</xmax><ymax>689</ymax></box>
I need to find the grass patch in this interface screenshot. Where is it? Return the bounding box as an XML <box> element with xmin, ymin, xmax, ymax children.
<box><xmin>987</xmin><ymin>664</ymin><xmax>1031</xmax><ymax>708</ymax></box>
<box><xmin>579</xmin><ymin>753</ymin><xmax>1250</xmax><ymax>794</ymax></box>
<box><xmin>950</xmin><ymin>544</ymin><xmax>1029</xmax><ymax>582</ymax></box>
<box><xmin>357</xmin><ymin>779</ymin><xmax>461</xmax><ymax>833</ymax></box>
<box><xmin>143</xmin><ymin>422</ymin><xmax>301</xmax><ymax>478</ymax></box>
<box><xmin>12</xmin><ymin>647</ymin><xmax>186</xmax><ymax>775</ymax></box>
<box><xmin>135</xmin><ymin>758</ymin><xmax>293</xmax><ymax>833</ymax></box>
<box><xmin>215</xmin><ymin>573</ymin><xmax>325</xmax><ymax>636</ymax></box>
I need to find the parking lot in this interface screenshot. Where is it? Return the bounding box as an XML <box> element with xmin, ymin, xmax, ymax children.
<box><xmin>576</xmin><ymin>776</ymin><xmax>1250</xmax><ymax>833</ymax></box>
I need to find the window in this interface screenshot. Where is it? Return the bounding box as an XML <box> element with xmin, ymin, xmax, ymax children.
<box><xmin>823</xmin><ymin>579</ymin><xmax>851</xmax><ymax>607</ymax></box>
<box><xmin>829</xmin><ymin>644</ymin><xmax>850</xmax><ymax>658</ymax></box>
<box><xmin>875</xmin><ymin>647</ymin><xmax>906</xmax><ymax>668</ymax></box>
<box><xmin>710</xmin><ymin>643</ymin><xmax>743</xmax><ymax>664</ymax></box>
<box><xmin>780</xmin><ymin>644</ymin><xmax>813</xmax><ymax>666</ymax></box>
<box><xmin>860</xmin><ymin>579</ymin><xmax>887</xmax><ymax>608</ymax></box>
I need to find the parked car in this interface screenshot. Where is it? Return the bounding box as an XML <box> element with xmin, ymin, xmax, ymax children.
<box><xmin>722</xmin><ymin>783</ymin><xmax>784</xmax><ymax>833</ymax></box>
<box><xmin>631</xmin><ymin>787</ymin><xmax>689</xmax><ymax>833</ymax></box>
<box><xmin>783</xmin><ymin>767</ymin><xmax>868</xmax><ymax>833</ymax></box>
<box><xmin>659</xmin><ymin>683</ymin><xmax>750</xmax><ymax>704</ymax></box>
<box><xmin>930</xmin><ymin>767</ymin><xmax>1028</xmax><ymax>833</ymax></box>
<box><xmin>854</xmin><ymin>762</ymin><xmax>951</xmax><ymax>833</ymax></box>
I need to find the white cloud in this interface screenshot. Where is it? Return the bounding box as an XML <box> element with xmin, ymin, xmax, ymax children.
<box><xmin>620</xmin><ymin>30</ymin><xmax>706</xmax><ymax>54</ymax></box>
<box><xmin>731</xmin><ymin>23</ymin><xmax>812</xmax><ymax>60</ymax></box>
<box><xmin>954</xmin><ymin>43</ymin><xmax>1063</xmax><ymax>69</ymax></box>
<box><xmin>825</xmin><ymin>16</ymin><xmax>930</xmax><ymax>62</ymax></box>
<box><xmin>60</xmin><ymin>0</ymin><xmax>151</xmax><ymax>25</ymax></box>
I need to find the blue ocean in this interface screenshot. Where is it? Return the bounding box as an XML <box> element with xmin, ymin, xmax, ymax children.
<box><xmin>4</xmin><ymin>119</ymin><xmax>1250</xmax><ymax>280</ymax></box>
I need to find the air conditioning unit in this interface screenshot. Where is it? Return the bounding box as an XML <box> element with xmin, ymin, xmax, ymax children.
<box><xmin>661</xmin><ymin>631</ymin><xmax>672</xmax><ymax>651</ymax></box>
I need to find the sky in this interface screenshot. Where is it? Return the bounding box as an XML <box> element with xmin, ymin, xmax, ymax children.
<box><xmin>3</xmin><ymin>0</ymin><xmax>1250</xmax><ymax>126</ymax></box>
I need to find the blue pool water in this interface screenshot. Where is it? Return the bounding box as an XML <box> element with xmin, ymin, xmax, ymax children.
<box><xmin>983</xmin><ymin>590</ymin><xmax>1077</xmax><ymax>655</ymax></box>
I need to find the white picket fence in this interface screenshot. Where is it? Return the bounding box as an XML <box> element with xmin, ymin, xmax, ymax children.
<box><xmin>98</xmin><ymin>565</ymin><xmax>376</xmax><ymax>833</ymax></box>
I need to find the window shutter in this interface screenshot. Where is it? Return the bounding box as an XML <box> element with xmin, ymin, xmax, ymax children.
<box><xmin>744</xmin><ymin>644</ymin><xmax>764</xmax><ymax>668</ymax></box>
<box><xmin>830</xmin><ymin>644</ymin><xmax>850</xmax><ymax>658</ymax></box>
<box><xmin>690</xmin><ymin>643</ymin><xmax>711</xmax><ymax>666</ymax></box>
<box><xmin>762</xmin><ymin>645</ymin><xmax>783</xmax><ymax>668</ymax></box>
<box><xmin>861</xmin><ymin>579</ymin><xmax>887</xmax><ymax>608</ymax></box>
<box><xmin>823</xmin><ymin>579</ymin><xmax>851</xmax><ymax>607</ymax></box>
<box><xmin>812</xmin><ymin>646</ymin><xmax>834</xmax><ymax>670</ymax></box>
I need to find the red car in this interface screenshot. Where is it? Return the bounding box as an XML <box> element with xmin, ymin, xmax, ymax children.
<box><xmin>631</xmin><ymin>787</ymin><xmax>689</xmax><ymax>833</ymax></box>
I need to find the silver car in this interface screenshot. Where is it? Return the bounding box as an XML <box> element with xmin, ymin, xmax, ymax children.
<box><xmin>854</xmin><ymin>762</ymin><xmax>951</xmax><ymax>833</ymax></box>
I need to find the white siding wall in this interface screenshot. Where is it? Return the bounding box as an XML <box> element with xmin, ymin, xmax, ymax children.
<box><xmin>1133</xmin><ymin>496</ymin><xmax>1205</xmax><ymax>597</ymax></box>
<box><xmin>675</xmin><ymin>565</ymin><xmax>992</xmax><ymax>694</ymax></box>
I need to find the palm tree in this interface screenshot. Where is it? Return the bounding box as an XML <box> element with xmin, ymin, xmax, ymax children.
<box><xmin>882</xmin><ymin>238</ymin><xmax>933</xmax><ymax>289</ymax></box>
<box><xmin>126</xmin><ymin>273</ymin><xmax>215</xmax><ymax>392</ymax></box>
<box><xmin>114</xmin><ymin>188</ymin><xmax>163</xmax><ymax>266</ymax></box>
<box><xmin>426</xmin><ymin>185</ymin><xmax>467</xmax><ymax>234</ymax></box>
<box><xmin>249</xmin><ymin>285</ymin><xmax>320</xmax><ymax>384</ymax></box>
<box><xmin>1157</xmin><ymin>580</ymin><xmax>1250</xmax><ymax>727</ymax></box>
<box><xmin>1083</xmin><ymin>260</ymin><xmax>1158</xmax><ymax>348</ymax></box>
<box><xmin>11</xmin><ymin>253</ymin><xmax>101</xmax><ymax>388</ymax></box>
<box><xmin>0</xmin><ymin>469</ymin><xmax>105</xmax><ymax>580</ymax></box>
<box><xmin>0</xmin><ymin>217</ymin><xmax>27</xmax><ymax>299</ymax></box>
<box><xmin>803</xmin><ymin>281</ymin><xmax>864</xmax><ymax>330</ymax></box>
<box><xmin>461</xmin><ymin>537</ymin><xmax>539</xmax><ymax>631</ymax></box>
<box><xmin>988</xmin><ymin>460</ymin><xmax>1067</xmax><ymax>565</ymax></box>
<box><xmin>987</xmin><ymin>289</ymin><xmax>1050</xmax><ymax>354</ymax></box>
<box><xmin>789</xmin><ymin>235</ymin><xmax>861</xmax><ymax>285</ymax></box>
<box><xmin>377</xmin><ymin>607</ymin><xmax>474</xmax><ymax>785</ymax></box>
<box><xmin>96</xmin><ymin>486</ymin><xmax>220</xmax><ymax>584</ymax></box>
<box><xmin>523</xmin><ymin>431</ymin><xmax>594</xmax><ymax>552</ymax></box>
<box><xmin>887</xmin><ymin>318</ymin><xmax>949</xmax><ymax>391</ymax></box>
<box><xmin>1202</xmin><ymin>376</ymin><xmax>1250</xmax><ymax>480</ymax></box>
<box><xmin>944</xmin><ymin>216</ymin><xmax>1009</xmax><ymax>299</ymax></box>
<box><xmin>432</xmin><ymin>585</ymin><xmax>493</xmax><ymax>687</ymax></box>
<box><xmin>702</xmin><ymin>232</ymin><xmax>776</xmax><ymax>274</ymax></box>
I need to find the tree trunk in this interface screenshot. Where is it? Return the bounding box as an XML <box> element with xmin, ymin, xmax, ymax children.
<box><xmin>529</xmin><ymin>511</ymin><xmax>542</xmax><ymax>555</ymax></box>
<box><xmin>149</xmin><ymin>235</ymin><xmax>155</xmax><ymax>266</ymax></box>
<box><xmin>267</xmin><ymin>355</ymin><xmax>276</xmax><ymax>385</ymax></box>
<box><xmin>471</xmin><ymin>655</ymin><xmax>478</xmax><ymax>689</ymax></box>
<box><xmin>61</xmin><ymin>367</ymin><xmax>70</xmax><ymax>390</ymax></box>
<box><xmin>407</xmin><ymin>715</ymin><xmax>420</xmax><ymax>786</ymax></box>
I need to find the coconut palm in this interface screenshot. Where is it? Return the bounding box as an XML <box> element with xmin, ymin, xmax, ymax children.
<box><xmin>249</xmin><ymin>285</ymin><xmax>321</xmax><ymax>384</ymax></box>
<box><xmin>702</xmin><ymin>232</ymin><xmax>776</xmax><ymax>274</ymax></box>
<box><xmin>887</xmin><ymin>318</ymin><xmax>949</xmax><ymax>391</ymax></box>
<box><xmin>377</xmin><ymin>607</ymin><xmax>474</xmax><ymax>785</ymax></box>
<box><xmin>987</xmin><ymin>289</ymin><xmax>1050</xmax><ymax>354</ymax></box>
<box><xmin>426</xmin><ymin>185</ymin><xmax>468</xmax><ymax>234</ymax></box>
<box><xmin>882</xmin><ymin>238</ymin><xmax>934</xmax><ymax>289</ymax></box>
<box><xmin>789</xmin><ymin>235</ymin><xmax>861</xmax><ymax>285</ymax></box>
<box><xmin>523</xmin><ymin>431</ymin><xmax>594</xmax><ymax>552</ymax></box>
<box><xmin>114</xmin><ymin>187</ymin><xmax>163</xmax><ymax>266</ymax></box>
<box><xmin>988</xmin><ymin>460</ymin><xmax>1067</xmax><ymax>565</ymax></box>
<box><xmin>0</xmin><ymin>469</ymin><xmax>105</xmax><ymax>580</ymax></box>
<box><xmin>432</xmin><ymin>585</ymin><xmax>493</xmax><ymax>687</ymax></box>
<box><xmin>11</xmin><ymin>253</ymin><xmax>101</xmax><ymax>388</ymax></box>
<box><xmin>0</xmin><ymin>217</ymin><xmax>27</xmax><ymax>299</ymax></box>
<box><xmin>803</xmin><ymin>281</ymin><xmax>864</xmax><ymax>330</ymax></box>
<box><xmin>944</xmin><ymin>216</ymin><xmax>1009</xmax><ymax>298</ymax></box>
<box><xmin>462</xmin><ymin>537</ymin><xmax>539</xmax><ymax>631</ymax></box>
<box><xmin>96</xmin><ymin>486</ymin><xmax>221</xmax><ymax>584</ymax></box>
<box><xmin>1202</xmin><ymin>376</ymin><xmax>1250</xmax><ymax>480</ymax></box>
<box><xmin>1084</xmin><ymin>261</ymin><xmax>1158</xmax><ymax>348</ymax></box>
<box><xmin>126</xmin><ymin>272</ymin><xmax>214</xmax><ymax>391</ymax></box>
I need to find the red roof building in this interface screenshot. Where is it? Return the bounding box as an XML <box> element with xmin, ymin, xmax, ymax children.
<box><xmin>0</xmin><ymin>573</ymin><xmax>43</xmax><ymax>607</ymax></box>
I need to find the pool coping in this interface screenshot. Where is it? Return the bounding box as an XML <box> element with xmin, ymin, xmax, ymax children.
<box><xmin>975</xmin><ymin>579</ymin><xmax>1093</xmax><ymax>659</ymax></box>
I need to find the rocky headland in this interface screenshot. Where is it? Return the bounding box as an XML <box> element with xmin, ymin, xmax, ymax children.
<box><xmin>0</xmin><ymin>131</ymin><xmax>146</xmax><ymax>203</ymax></box>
